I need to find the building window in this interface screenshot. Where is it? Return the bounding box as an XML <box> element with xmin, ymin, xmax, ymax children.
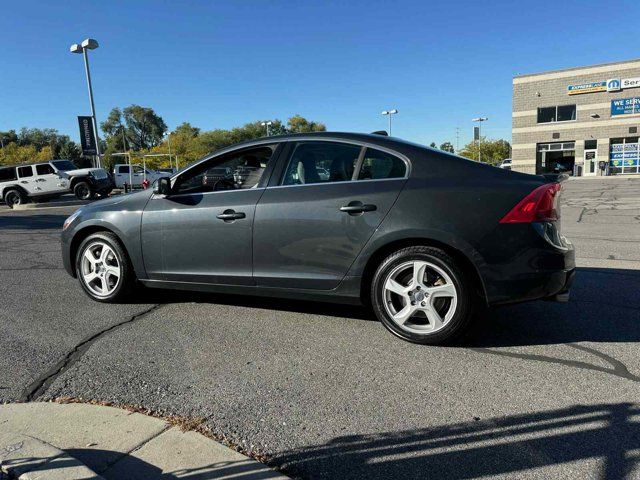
<box><xmin>609</xmin><ymin>137</ymin><xmax>639</xmax><ymax>175</ymax></box>
<box><xmin>537</xmin><ymin>105</ymin><xmax>576</xmax><ymax>123</ymax></box>
<box><xmin>584</xmin><ymin>140</ymin><xmax>597</xmax><ymax>150</ymax></box>
<box><xmin>536</xmin><ymin>142</ymin><xmax>575</xmax><ymax>174</ymax></box>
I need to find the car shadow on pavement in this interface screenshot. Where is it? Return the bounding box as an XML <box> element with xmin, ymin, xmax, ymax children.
<box><xmin>271</xmin><ymin>403</ymin><xmax>640</xmax><ymax>480</ymax></box>
<box><xmin>467</xmin><ymin>267</ymin><xmax>640</xmax><ymax>348</ymax></box>
<box><xmin>0</xmin><ymin>214</ymin><xmax>67</xmax><ymax>230</ymax></box>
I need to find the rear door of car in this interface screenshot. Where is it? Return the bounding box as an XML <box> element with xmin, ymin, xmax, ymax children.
<box><xmin>253</xmin><ymin>140</ymin><xmax>409</xmax><ymax>290</ymax></box>
<box><xmin>16</xmin><ymin>166</ymin><xmax>38</xmax><ymax>195</ymax></box>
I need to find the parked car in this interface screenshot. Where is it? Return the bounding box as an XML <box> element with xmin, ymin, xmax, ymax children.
<box><xmin>498</xmin><ymin>159</ymin><xmax>512</xmax><ymax>170</ymax></box>
<box><xmin>0</xmin><ymin>160</ymin><xmax>110</xmax><ymax>207</ymax></box>
<box><xmin>51</xmin><ymin>160</ymin><xmax>112</xmax><ymax>200</ymax></box>
<box><xmin>112</xmin><ymin>164</ymin><xmax>170</xmax><ymax>189</ymax></box>
<box><xmin>61</xmin><ymin>132</ymin><xmax>574</xmax><ymax>345</ymax></box>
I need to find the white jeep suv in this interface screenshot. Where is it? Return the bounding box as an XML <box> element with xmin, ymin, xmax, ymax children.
<box><xmin>0</xmin><ymin>160</ymin><xmax>112</xmax><ymax>208</ymax></box>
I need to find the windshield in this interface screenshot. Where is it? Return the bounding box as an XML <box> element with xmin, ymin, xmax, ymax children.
<box><xmin>51</xmin><ymin>160</ymin><xmax>77</xmax><ymax>171</ymax></box>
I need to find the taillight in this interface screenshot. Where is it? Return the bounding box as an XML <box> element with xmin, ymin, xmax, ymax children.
<box><xmin>499</xmin><ymin>183</ymin><xmax>561</xmax><ymax>224</ymax></box>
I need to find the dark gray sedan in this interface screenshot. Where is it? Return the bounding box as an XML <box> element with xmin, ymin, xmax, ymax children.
<box><xmin>61</xmin><ymin>132</ymin><xmax>574</xmax><ymax>344</ymax></box>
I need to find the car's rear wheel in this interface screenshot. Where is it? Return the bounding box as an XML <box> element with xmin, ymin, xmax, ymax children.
<box><xmin>4</xmin><ymin>189</ymin><xmax>24</xmax><ymax>208</ymax></box>
<box><xmin>76</xmin><ymin>232</ymin><xmax>133</xmax><ymax>302</ymax></box>
<box><xmin>371</xmin><ymin>246</ymin><xmax>473</xmax><ymax>345</ymax></box>
<box><xmin>74</xmin><ymin>181</ymin><xmax>93</xmax><ymax>200</ymax></box>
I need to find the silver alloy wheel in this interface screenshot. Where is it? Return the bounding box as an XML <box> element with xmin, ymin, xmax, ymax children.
<box><xmin>382</xmin><ymin>260</ymin><xmax>458</xmax><ymax>334</ymax></box>
<box><xmin>80</xmin><ymin>241</ymin><xmax>121</xmax><ymax>297</ymax></box>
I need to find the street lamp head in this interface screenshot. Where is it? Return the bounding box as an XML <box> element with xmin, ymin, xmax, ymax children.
<box><xmin>81</xmin><ymin>38</ymin><xmax>99</xmax><ymax>50</ymax></box>
<box><xmin>472</xmin><ymin>117</ymin><xmax>488</xmax><ymax>122</ymax></box>
<box><xmin>389</xmin><ymin>109</ymin><xmax>398</xmax><ymax>114</ymax></box>
<box><xmin>261</xmin><ymin>121</ymin><xmax>272</xmax><ymax>126</ymax></box>
<box><xmin>381</xmin><ymin>111</ymin><xmax>389</xmax><ymax>115</ymax></box>
<box><xmin>70</xmin><ymin>43</ymin><xmax>83</xmax><ymax>54</ymax></box>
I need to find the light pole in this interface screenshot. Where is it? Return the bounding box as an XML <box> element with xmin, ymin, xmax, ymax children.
<box><xmin>381</xmin><ymin>109</ymin><xmax>398</xmax><ymax>135</ymax></box>
<box><xmin>472</xmin><ymin>117</ymin><xmax>488</xmax><ymax>162</ymax></box>
<box><xmin>70</xmin><ymin>38</ymin><xmax>102</xmax><ymax>168</ymax></box>
<box><xmin>261</xmin><ymin>121</ymin><xmax>272</xmax><ymax>136</ymax></box>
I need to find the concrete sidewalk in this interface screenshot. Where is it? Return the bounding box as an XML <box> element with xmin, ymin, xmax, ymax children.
<box><xmin>0</xmin><ymin>402</ymin><xmax>287</xmax><ymax>480</ymax></box>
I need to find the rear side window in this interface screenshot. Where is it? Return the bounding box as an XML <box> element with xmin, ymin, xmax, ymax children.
<box><xmin>0</xmin><ymin>167</ymin><xmax>17</xmax><ymax>182</ymax></box>
<box><xmin>357</xmin><ymin>148</ymin><xmax>407</xmax><ymax>180</ymax></box>
<box><xmin>118</xmin><ymin>166</ymin><xmax>130</xmax><ymax>174</ymax></box>
<box><xmin>281</xmin><ymin>142</ymin><xmax>362</xmax><ymax>185</ymax></box>
<box><xmin>36</xmin><ymin>164</ymin><xmax>55</xmax><ymax>175</ymax></box>
<box><xmin>17</xmin><ymin>166</ymin><xmax>34</xmax><ymax>178</ymax></box>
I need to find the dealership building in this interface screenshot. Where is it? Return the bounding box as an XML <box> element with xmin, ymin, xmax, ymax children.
<box><xmin>512</xmin><ymin>59</ymin><xmax>640</xmax><ymax>176</ymax></box>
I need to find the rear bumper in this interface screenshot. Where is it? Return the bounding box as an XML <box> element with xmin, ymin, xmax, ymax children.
<box><xmin>482</xmin><ymin>223</ymin><xmax>575</xmax><ymax>306</ymax></box>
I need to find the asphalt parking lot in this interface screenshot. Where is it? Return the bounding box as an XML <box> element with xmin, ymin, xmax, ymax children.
<box><xmin>1</xmin><ymin>177</ymin><xmax>639</xmax><ymax>479</ymax></box>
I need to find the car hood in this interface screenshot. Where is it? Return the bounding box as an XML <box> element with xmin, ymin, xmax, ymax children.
<box><xmin>80</xmin><ymin>189</ymin><xmax>154</xmax><ymax>213</ymax></box>
<box><xmin>59</xmin><ymin>168</ymin><xmax>109</xmax><ymax>180</ymax></box>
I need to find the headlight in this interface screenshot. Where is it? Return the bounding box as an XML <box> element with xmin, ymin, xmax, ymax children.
<box><xmin>62</xmin><ymin>210</ymin><xmax>82</xmax><ymax>230</ymax></box>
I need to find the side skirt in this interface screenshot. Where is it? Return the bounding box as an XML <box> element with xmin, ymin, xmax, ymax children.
<box><xmin>139</xmin><ymin>275</ymin><xmax>363</xmax><ymax>306</ymax></box>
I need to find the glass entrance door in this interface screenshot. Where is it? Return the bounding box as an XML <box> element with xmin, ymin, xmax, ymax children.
<box><xmin>584</xmin><ymin>150</ymin><xmax>597</xmax><ymax>176</ymax></box>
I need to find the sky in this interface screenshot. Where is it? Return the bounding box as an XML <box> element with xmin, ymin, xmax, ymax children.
<box><xmin>1</xmin><ymin>0</ymin><xmax>640</xmax><ymax>149</ymax></box>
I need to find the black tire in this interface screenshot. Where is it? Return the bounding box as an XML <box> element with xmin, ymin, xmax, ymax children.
<box><xmin>370</xmin><ymin>246</ymin><xmax>474</xmax><ymax>345</ymax></box>
<box><xmin>75</xmin><ymin>232</ymin><xmax>134</xmax><ymax>303</ymax></box>
<box><xmin>4</xmin><ymin>189</ymin><xmax>24</xmax><ymax>208</ymax></box>
<box><xmin>74</xmin><ymin>181</ymin><xmax>93</xmax><ymax>200</ymax></box>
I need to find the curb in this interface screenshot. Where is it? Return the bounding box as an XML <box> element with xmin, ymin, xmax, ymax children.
<box><xmin>13</xmin><ymin>200</ymin><xmax>89</xmax><ymax>211</ymax></box>
<box><xmin>0</xmin><ymin>403</ymin><xmax>287</xmax><ymax>480</ymax></box>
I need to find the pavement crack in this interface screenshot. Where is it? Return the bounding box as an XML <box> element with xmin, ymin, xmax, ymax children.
<box><xmin>19</xmin><ymin>303</ymin><xmax>165</xmax><ymax>402</ymax></box>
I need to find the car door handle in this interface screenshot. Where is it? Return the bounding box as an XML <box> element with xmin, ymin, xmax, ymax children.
<box><xmin>340</xmin><ymin>202</ymin><xmax>377</xmax><ymax>214</ymax></box>
<box><xmin>216</xmin><ymin>210</ymin><xmax>246</xmax><ymax>221</ymax></box>
<box><xmin>20</xmin><ymin>180</ymin><xmax>28</xmax><ymax>184</ymax></box>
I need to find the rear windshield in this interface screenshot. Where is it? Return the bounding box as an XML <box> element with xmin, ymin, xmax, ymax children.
<box><xmin>51</xmin><ymin>160</ymin><xmax>77</xmax><ymax>171</ymax></box>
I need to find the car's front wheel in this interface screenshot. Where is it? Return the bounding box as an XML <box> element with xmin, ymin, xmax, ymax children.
<box><xmin>371</xmin><ymin>246</ymin><xmax>473</xmax><ymax>345</ymax></box>
<box><xmin>76</xmin><ymin>232</ymin><xmax>134</xmax><ymax>302</ymax></box>
<box><xmin>74</xmin><ymin>181</ymin><xmax>93</xmax><ymax>200</ymax></box>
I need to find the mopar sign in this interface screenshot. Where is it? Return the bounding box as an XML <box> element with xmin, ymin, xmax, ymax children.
<box><xmin>611</xmin><ymin>97</ymin><xmax>640</xmax><ymax>116</ymax></box>
<box><xmin>607</xmin><ymin>78</ymin><xmax>621</xmax><ymax>92</ymax></box>
<box><xmin>77</xmin><ymin>116</ymin><xmax>97</xmax><ymax>155</ymax></box>
<box><xmin>568</xmin><ymin>81</ymin><xmax>606</xmax><ymax>95</ymax></box>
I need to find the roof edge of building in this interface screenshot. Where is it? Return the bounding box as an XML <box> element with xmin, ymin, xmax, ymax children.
<box><xmin>513</xmin><ymin>58</ymin><xmax>640</xmax><ymax>80</ymax></box>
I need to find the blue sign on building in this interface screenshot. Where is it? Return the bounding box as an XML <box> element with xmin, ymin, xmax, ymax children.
<box><xmin>611</xmin><ymin>97</ymin><xmax>640</xmax><ymax>116</ymax></box>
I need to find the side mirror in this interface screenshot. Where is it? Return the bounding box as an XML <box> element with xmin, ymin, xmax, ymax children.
<box><xmin>154</xmin><ymin>177</ymin><xmax>171</xmax><ymax>196</ymax></box>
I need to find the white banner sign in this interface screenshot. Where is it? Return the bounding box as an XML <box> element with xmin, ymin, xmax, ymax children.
<box><xmin>622</xmin><ymin>77</ymin><xmax>640</xmax><ymax>90</ymax></box>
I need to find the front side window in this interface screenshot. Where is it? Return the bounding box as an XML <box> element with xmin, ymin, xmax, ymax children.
<box><xmin>173</xmin><ymin>145</ymin><xmax>275</xmax><ymax>195</ymax></box>
<box><xmin>357</xmin><ymin>148</ymin><xmax>406</xmax><ymax>180</ymax></box>
<box><xmin>17</xmin><ymin>166</ymin><xmax>33</xmax><ymax>178</ymax></box>
<box><xmin>133</xmin><ymin>165</ymin><xmax>145</xmax><ymax>174</ymax></box>
<box><xmin>281</xmin><ymin>142</ymin><xmax>362</xmax><ymax>186</ymax></box>
<box><xmin>36</xmin><ymin>164</ymin><xmax>55</xmax><ymax>175</ymax></box>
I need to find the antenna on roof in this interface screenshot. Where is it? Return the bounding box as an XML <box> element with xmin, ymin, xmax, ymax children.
<box><xmin>371</xmin><ymin>130</ymin><xmax>388</xmax><ymax>136</ymax></box>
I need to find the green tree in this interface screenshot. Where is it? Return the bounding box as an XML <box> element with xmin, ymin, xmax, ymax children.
<box><xmin>101</xmin><ymin>105</ymin><xmax>167</xmax><ymax>151</ymax></box>
<box><xmin>287</xmin><ymin>115</ymin><xmax>326</xmax><ymax>133</ymax></box>
<box><xmin>429</xmin><ymin>142</ymin><xmax>437</xmax><ymax>148</ymax></box>
<box><xmin>458</xmin><ymin>138</ymin><xmax>511</xmax><ymax>165</ymax></box>
<box><xmin>440</xmin><ymin>142</ymin><xmax>454</xmax><ymax>153</ymax></box>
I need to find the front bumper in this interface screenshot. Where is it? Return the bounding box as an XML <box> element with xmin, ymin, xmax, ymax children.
<box><xmin>90</xmin><ymin>177</ymin><xmax>113</xmax><ymax>194</ymax></box>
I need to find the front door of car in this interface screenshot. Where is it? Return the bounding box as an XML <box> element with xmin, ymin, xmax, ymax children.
<box><xmin>140</xmin><ymin>144</ymin><xmax>279</xmax><ymax>284</ymax></box>
<box><xmin>253</xmin><ymin>141</ymin><xmax>408</xmax><ymax>290</ymax></box>
<box><xmin>34</xmin><ymin>163</ymin><xmax>65</xmax><ymax>194</ymax></box>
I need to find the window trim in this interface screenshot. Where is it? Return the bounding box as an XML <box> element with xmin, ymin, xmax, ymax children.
<box><xmin>537</xmin><ymin>104</ymin><xmax>577</xmax><ymax>124</ymax></box>
<box><xmin>273</xmin><ymin>139</ymin><xmax>410</xmax><ymax>189</ymax></box>
<box><xmin>17</xmin><ymin>166</ymin><xmax>34</xmax><ymax>178</ymax></box>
